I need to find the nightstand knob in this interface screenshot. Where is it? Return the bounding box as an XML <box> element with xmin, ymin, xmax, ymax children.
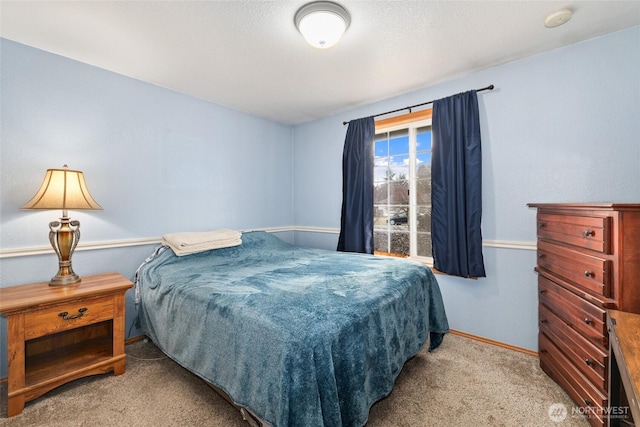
<box><xmin>584</xmin><ymin>270</ymin><xmax>593</xmax><ymax>278</ymax></box>
<box><xmin>58</xmin><ymin>307</ymin><xmax>87</xmax><ymax>321</ymax></box>
<box><xmin>584</xmin><ymin>358</ymin><xmax>592</xmax><ymax>366</ymax></box>
<box><xmin>584</xmin><ymin>317</ymin><xmax>592</xmax><ymax>325</ymax></box>
<box><xmin>583</xmin><ymin>229</ymin><xmax>594</xmax><ymax>237</ymax></box>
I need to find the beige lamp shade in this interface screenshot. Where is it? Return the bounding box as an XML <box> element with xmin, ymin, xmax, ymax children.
<box><xmin>21</xmin><ymin>166</ymin><xmax>102</xmax><ymax>211</ymax></box>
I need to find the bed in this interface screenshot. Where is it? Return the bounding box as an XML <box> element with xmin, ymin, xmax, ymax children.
<box><xmin>135</xmin><ymin>231</ymin><xmax>448</xmax><ymax>427</ymax></box>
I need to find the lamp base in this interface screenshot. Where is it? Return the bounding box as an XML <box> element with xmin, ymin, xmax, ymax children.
<box><xmin>49</xmin><ymin>273</ymin><xmax>81</xmax><ymax>286</ymax></box>
<box><xmin>48</xmin><ymin>216</ymin><xmax>82</xmax><ymax>287</ymax></box>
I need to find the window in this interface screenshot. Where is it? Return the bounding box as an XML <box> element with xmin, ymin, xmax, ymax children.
<box><xmin>373</xmin><ymin>110</ymin><xmax>432</xmax><ymax>262</ymax></box>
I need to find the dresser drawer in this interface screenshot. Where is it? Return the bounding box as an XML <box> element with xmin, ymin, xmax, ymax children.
<box><xmin>539</xmin><ymin>304</ymin><xmax>607</xmax><ymax>390</ymax></box>
<box><xmin>539</xmin><ymin>333</ymin><xmax>607</xmax><ymax>427</ymax></box>
<box><xmin>537</xmin><ymin>240</ymin><xmax>612</xmax><ymax>297</ymax></box>
<box><xmin>539</xmin><ymin>275</ymin><xmax>607</xmax><ymax>348</ymax></box>
<box><xmin>537</xmin><ymin>213</ymin><xmax>611</xmax><ymax>254</ymax></box>
<box><xmin>24</xmin><ymin>295</ymin><xmax>116</xmax><ymax>340</ymax></box>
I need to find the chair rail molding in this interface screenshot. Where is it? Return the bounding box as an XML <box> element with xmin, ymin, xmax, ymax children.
<box><xmin>0</xmin><ymin>227</ymin><xmax>535</xmax><ymax>258</ymax></box>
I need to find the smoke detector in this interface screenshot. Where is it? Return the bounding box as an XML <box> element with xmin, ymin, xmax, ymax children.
<box><xmin>545</xmin><ymin>8</ymin><xmax>572</xmax><ymax>28</ymax></box>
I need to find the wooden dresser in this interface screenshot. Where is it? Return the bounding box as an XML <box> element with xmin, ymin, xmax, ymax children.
<box><xmin>528</xmin><ymin>203</ymin><xmax>640</xmax><ymax>427</ymax></box>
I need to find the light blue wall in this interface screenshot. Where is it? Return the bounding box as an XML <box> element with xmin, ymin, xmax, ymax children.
<box><xmin>0</xmin><ymin>38</ymin><xmax>294</xmax><ymax>376</ymax></box>
<box><xmin>292</xmin><ymin>26</ymin><xmax>640</xmax><ymax>351</ymax></box>
<box><xmin>1</xmin><ymin>26</ymin><xmax>638</xmax><ymax>378</ymax></box>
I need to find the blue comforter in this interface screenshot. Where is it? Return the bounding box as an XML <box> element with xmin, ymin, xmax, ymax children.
<box><xmin>136</xmin><ymin>231</ymin><xmax>448</xmax><ymax>427</ymax></box>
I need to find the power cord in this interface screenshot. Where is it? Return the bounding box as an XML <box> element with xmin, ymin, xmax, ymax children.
<box><xmin>126</xmin><ymin>337</ymin><xmax>168</xmax><ymax>361</ymax></box>
<box><xmin>127</xmin><ymin>353</ymin><xmax>167</xmax><ymax>361</ymax></box>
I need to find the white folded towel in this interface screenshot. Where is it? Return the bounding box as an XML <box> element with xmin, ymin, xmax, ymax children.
<box><xmin>162</xmin><ymin>229</ymin><xmax>242</xmax><ymax>256</ymax></box>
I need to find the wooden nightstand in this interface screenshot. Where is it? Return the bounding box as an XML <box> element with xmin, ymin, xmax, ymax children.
<box><xmin>0</xmin><ymin>272</ymin><xmax>133</xmax><ymax>417</ymax></box>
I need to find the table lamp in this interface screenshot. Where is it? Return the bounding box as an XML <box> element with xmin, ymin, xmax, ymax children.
<box><xmin>21</xmin><ymin>165</ymin><xmax>102</xmax><ymax>286</ymax></box>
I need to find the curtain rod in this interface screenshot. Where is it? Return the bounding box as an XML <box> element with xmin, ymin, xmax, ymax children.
<box><xmin>342</xmin><ymin>84</ymin><xmax>494</xmax><ymax>125</ymax></box>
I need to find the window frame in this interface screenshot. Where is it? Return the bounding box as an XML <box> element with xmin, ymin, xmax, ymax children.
<box><xmin>374</xmin><ymin>109</ymin><xmax>433</xmax><ymax>265</ymax></box>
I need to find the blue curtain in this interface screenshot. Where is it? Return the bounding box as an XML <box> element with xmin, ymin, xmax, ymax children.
<box><xmin>337</xmin><ymin>117</ymin><xmax>375</xmax><ymax>254</ymax></box>
<box><xmin>431</xmin><ymin>91</ymin><xmax>486</xmax><ymax>277</ymax></box>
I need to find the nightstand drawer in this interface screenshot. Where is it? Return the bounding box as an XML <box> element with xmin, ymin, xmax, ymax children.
<box><xmin>24</xmin><ymin>295</ymin><xmax>116</xmax><ymax>340</ymax></box>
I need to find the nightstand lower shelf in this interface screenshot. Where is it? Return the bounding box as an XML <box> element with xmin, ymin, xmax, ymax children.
<box><xmin>24</xmin><ymin>328</ymin><xmax>119</xmax><ymax>392</ymax></box>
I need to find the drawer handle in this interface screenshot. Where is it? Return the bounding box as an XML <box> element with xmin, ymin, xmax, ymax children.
<box><xmin>583</xmin><ymin>229</ymin><xmax>594</xmax><ymax>237</ymax></box>
<box><xmin>584</xmin><ymin>399</ymin><xmax>592</xmax><ymax>406</ymax></box>
<box><xmin>584</xmin><ymin>270</ymin><xmax>593</xmax><ymax>278</ymax></box>
<box><xmin>59</xmin><ymin>307</ymin><xmax>88</xmax><ymax>321</ymax></box>
<box><xmin>584</xmin><ymin>317</ymin><xmax>592</xmax><ymax>325</ymax></box>
<box><xmin>584</xmin><ymin>358</ymin><xmax>592</xmax><ymax>366</ymax></box>
<box><xmin>538</xmin><ymin>222</ymin><xmax>545</xmax><ymax>229</ymax></box>
<box><xmin>539</xmin><ymin>319</ymin><xmax>547</xmax><ymax>324</ymax></box>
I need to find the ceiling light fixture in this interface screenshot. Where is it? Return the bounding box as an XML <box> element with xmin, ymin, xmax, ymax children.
<box><xmin>295</xmin><ymin>1</ymin><xmax>350</xmax><ymax>49</ymax></box>
<box><xmin>544</xmin><ymin>8</ymin><xmax>572</xmax><ymax>28</ymax></box>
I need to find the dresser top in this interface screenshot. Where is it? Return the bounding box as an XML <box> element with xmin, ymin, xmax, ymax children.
<box><xmin>528</xmin><ymin>203</ymin><xmax>640</xmax><ymax>210</ymax></box>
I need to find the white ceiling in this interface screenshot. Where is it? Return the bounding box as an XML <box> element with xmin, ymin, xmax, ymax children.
<box><xmin>1</xmin><ymin>1</ymin><xmax>639</xmax><ymax>125</ymax></box>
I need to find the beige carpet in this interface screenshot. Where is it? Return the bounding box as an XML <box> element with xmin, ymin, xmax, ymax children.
<box><xmin>0</xmin><ymin>333</ymin><xmax>589</xmax><ymax>426</ymax></box>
